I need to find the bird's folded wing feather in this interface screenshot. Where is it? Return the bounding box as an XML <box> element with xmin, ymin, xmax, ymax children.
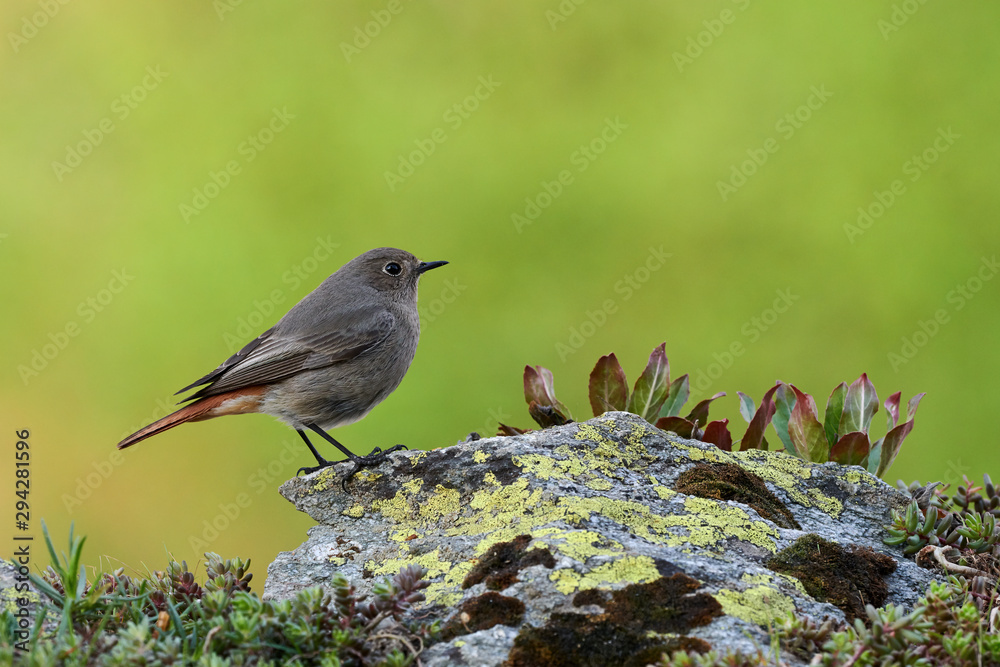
<box><xmin>176</xmin><ymin>311</ymin><xmax>395</xmax><ymax>401</ymax></box>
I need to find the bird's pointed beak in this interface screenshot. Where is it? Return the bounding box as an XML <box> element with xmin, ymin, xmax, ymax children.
<box><xmin>417</xmin><ymin>260</ymin><xmax>448</xmax><ymax>273</ymax></box>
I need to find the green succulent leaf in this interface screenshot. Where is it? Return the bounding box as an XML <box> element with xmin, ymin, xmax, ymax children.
<box><xmin>588</xmin><ymin>353</ymin><xmax>629</xmax><ymax>416</ymax></box>
<box><xmin>830</xmin><ymin>431</ymin><xmax>870</xmax><ymax>467</ymax></box>
<box><xmin>627</xmin><ymin>342</ymin><xmax>671</xmax><ymax>421</ymax></box>
<box><xmin>838</xmin><ymin>373</ymin><xmax>879</xmax><ymax>436</ymax></box>
<box><xmin>737</xmin><ymin>392</ymin><xmax>755</xmax><ymax>424</ymax></box>
<box><xmin>824</xmin><ymin>382</ymin><xmax>847</xmax><ymax>446</ymax></box>
<box><xmin>788</xmin><ymin>384</ymin><xmax>829</xmax><ymax>463</ymax></box>
<box><xmin>658</xmin><ymin>374</ymin><xmax>690</xmax><ymax>418</ymax></box>
<box><xmin>771</xmin><ymin>382</ymin><xmax>797</xmax><ymax>455</ymax></box>
<box><xmin>739</xmin><ymin>384</ymin><xmax>778</xmax><ymax>451</ymax></box>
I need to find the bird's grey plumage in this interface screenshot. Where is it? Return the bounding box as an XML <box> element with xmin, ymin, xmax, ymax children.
<box><xmin>175</xmin><ymin>247</ymin><xmax>427</xmax><ymax>429</ymax></box>
<box><xmin>117</xmin><ymin>245</ymin><xmax>447</xmax><ymax>488</ymax></box>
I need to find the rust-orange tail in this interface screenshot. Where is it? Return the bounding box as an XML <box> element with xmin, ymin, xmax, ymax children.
<box><xmin>117</xmin><ymin>386</ymin><xmax>265</xmax><ymax>449</ymax></box>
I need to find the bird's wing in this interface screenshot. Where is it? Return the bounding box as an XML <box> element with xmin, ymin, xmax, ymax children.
<box><xmin>177</xmin><ymin>310</ymin><xmax>395</xmax><ymax>401</ymax></box>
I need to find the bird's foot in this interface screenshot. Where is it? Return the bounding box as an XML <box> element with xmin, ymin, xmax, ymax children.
<box><xmin>296</xmin><ymin>457</ymin><xmax>336</xmax><ymax>477</ymax></box>
<box><xmin>340</xmin><ymin>445</ymin><xmax>408</xmax><ymax>491</ymax></box>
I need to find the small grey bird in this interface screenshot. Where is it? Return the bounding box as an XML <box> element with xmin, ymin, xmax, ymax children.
<box><xmin>118</xmin><ymin>247</ymin><xmax>447</xmax><ymax>484</ymax></box>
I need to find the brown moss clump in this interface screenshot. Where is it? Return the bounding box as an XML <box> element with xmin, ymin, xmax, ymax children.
<box><xmin>505</xmin><ymin>573</ymin><xmax>720</xmax><ymax>667</ymax></box>
<box><xmin>441</xmin><ymin>592</ymin><xmax>526</xmax><ymax>640</ymax></box>
<box><xmin>572</xmin><ymin>588</ymin><xmax>607</xmax><ymax>607</ymax></box>
<box><xmin>463</xmin><ymin>534</ymin><xmax>556</xmax><ymax>591</ymax></box>
<box><xmin>766</xmin><ymin>534</ymin><xmax>897</xmax><ymax>621</ymax></box>
<box><xmin>674</xmin><ymin>463</ymin><xmax>801</xmax><ymax>529</ymax></box>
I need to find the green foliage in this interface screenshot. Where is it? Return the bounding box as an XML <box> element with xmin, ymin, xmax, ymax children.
<box><xmin>657</xmin><ymin>576</ymin><xmax>1000</xmax><ymax>667</ymax></box>
<box><xmin>504</xmin><ymin>344</ymin><xmax>923</xmax><ymax>478</ymax></box>
<box><xmin>885</xmin><ymin>474</ymin><xmax>1000</xmax><ymax>563</ymax></box>
<box><xmin>1</xmin><ymin>524</ymin><xmax>435</xmax><ymax>666</ymax></box>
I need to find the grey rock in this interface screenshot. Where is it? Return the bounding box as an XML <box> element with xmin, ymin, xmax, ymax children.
<box><xmin>265</xmin><ymin>412</ymin><xmax>941</xmax><ymax>665</ymax></box>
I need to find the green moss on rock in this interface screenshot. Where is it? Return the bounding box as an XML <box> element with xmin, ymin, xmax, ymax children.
<box><xmin>765</xmin><ymin>534</ymin><xmax>897</xmax><ymax>621</ymax></box>
<box><xmin>675</xmin><ymin>463</ymin><xmax>801</xmax><ymax>530</ymax></box>
<box><xmin>506</xmin><ymin>573</ymin><xmax>720</xmax><ymax>666</ymax></box>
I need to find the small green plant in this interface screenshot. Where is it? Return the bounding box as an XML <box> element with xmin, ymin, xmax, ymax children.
<box><xmin>2</xmin><ymin>524</ymin><xmax>436</xmax><ymax>666</ymax></box>
<box><xmin>502</xmin><ymin>344</ymin><xmax>923</xmax><ymax>478</ymax></box>
<box><xmin>886</xmin><ymin>474</ymin><xmax>1000</xmax><ymax>562</ymax></box>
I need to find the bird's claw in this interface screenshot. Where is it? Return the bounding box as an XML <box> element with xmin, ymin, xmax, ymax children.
<box><xmin>340</xmin><ymin>445</ymin><xmax>408</xmax><ymax>491</ymax></box>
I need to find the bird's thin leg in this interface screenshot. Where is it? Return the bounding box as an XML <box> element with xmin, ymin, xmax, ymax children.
<box><xmin>295</xmin><ymin>429</ymin><xmax>335</xmax><ymax>476</ymax></box>
<box><xmin>302</xmin><ymin>423</ymin><xmax>408</xmax><ymax>489</ymax></box>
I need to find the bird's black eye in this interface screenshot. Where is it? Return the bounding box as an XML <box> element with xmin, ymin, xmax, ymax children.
<box><xmin>383</xmin><ymin>262</ymin><xmax>402</xmax><ymax>276</ymax></box>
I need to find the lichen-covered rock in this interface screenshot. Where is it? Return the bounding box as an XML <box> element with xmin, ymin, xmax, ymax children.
<box><xmin>264</xmin><ymin>412</ymin><xmax>941</xmax><ymax>666</ymax></box>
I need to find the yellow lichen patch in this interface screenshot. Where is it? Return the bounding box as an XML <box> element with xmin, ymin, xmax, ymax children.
<box><xmin>585</xmin><ymin>478</ymin><xmax>613</xmax><ymax>491</ymax></box>
<box><xmin>648</xmin><ymin>474</ymin><xmax>677</xmax><ymax>500</ymax></box>
<box><xmin>342</xmin><ymin>504</ymin><xmax>365</xmax><ymax>518</ymax></box>
<box><xmin>679</xmin><ymin>497</ymin><xmax>780</xmax><ymax>552</ymax></box>
<box><xmin>370</xmin><ymin>488</ymin><xmax>417</xmax><ymax>524</ymax></box>
<box><xmin>654</xmin><ymin>486</ymin><xmax>676</xmax><ymax>500</ymax></box>
<box><xmin>729</xmin><ymin>449</ymin><xmax>844</xmax><ymax>518</ymax></box>
<box><xmin>482</xmin><ymin>471</ymin><xmax>501</xmax><ymax>487</ymax></box>
<box><xmin>452</xmin><ymin>479</ymin><xmax>550</xmax><ymax>551</ymax></box>
<box><xmin>843</xmin><ymin>470</ymin><xmax>880</xmax><ymax>487</ymax></box>
<box><xmin>536</xmin><ymin>529</ymin><xmax>624</xmax><ymax>563</ymax></box>
<box><xmin>306</xmin><ymin>467</ymin><xmax>340</xmax><ymax>494</ymax></box>
<box><xmin>365</xmin><ymin>548</ymin><xmax>469</xmax><ymax>606</ymax></box>
<box><xmin>715</xmin><ymin>584</ymin><xmax>796</xmax><ymax>626</ymax></box>
<box><xmin>773</xmin><ymin>572</ymin><xmax>809</xmax><ymax>596</ymax></box>
<box><xmin>554</xmin><ymin>494</ymin><xmax>779</xmax><ymax>554</ymax></box>
<box><xmin>572</xmin><ymin>422</ymin><xmax>650</xmax><ymax>477</ymax></box>
<box><xmin>328</xmin><ymin>556</ymin><xmax>346</xmax><ymax>565</ymax></box>
<box><xmin>626</xmin><ymin>421</ymin><xmax>660</xmax><ymax>448</ymax></box>
<box><xmin>473</xmin><ymin>450</ymin><xmax>489</xmax><ymax>464</ymax></box>
<box><xmin>409</xmin><ymin>451</ymin><xmax>428</xmax><ymax>466</ymax></box>
<box><xmin>1</xmin><ymin>587</ymin><xmax>41</xmax><ymax>614</ymax></box>
<box><xmin>549</xmin><ymin>555</ymin><xmax>662</xmax><ymax>594</ymax></box>
<box><xmin>512</xmin><ymin>453</ymin><xmax>581</xmax><ymax>481</ymax></box>
<box><xmin>419</xmin><ymin>485</ymin><xmax>461</xmax><ymax>521</ymax></box>
<box><xmin>668</xmin><ymin>439</ymin><xmax>729</xmax><ymax>465</ymax></box>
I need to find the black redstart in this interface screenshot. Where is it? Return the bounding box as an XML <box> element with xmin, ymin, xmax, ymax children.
<box><xmin>118</xmin><ymin>247</ymin><xmax>447</xmax><ymax>484</ymax></box>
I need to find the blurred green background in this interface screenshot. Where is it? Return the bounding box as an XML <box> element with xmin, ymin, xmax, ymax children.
<box><xmin>3</xmin><ymin>2</ymin><xmax>998</xmax><ymax>585</ymax></box>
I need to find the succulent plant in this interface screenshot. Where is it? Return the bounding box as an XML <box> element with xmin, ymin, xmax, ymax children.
<box><xmin>500</xmin><ymin>344</ymin><xmax>923</xmax><ymax>478</ymax></box>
